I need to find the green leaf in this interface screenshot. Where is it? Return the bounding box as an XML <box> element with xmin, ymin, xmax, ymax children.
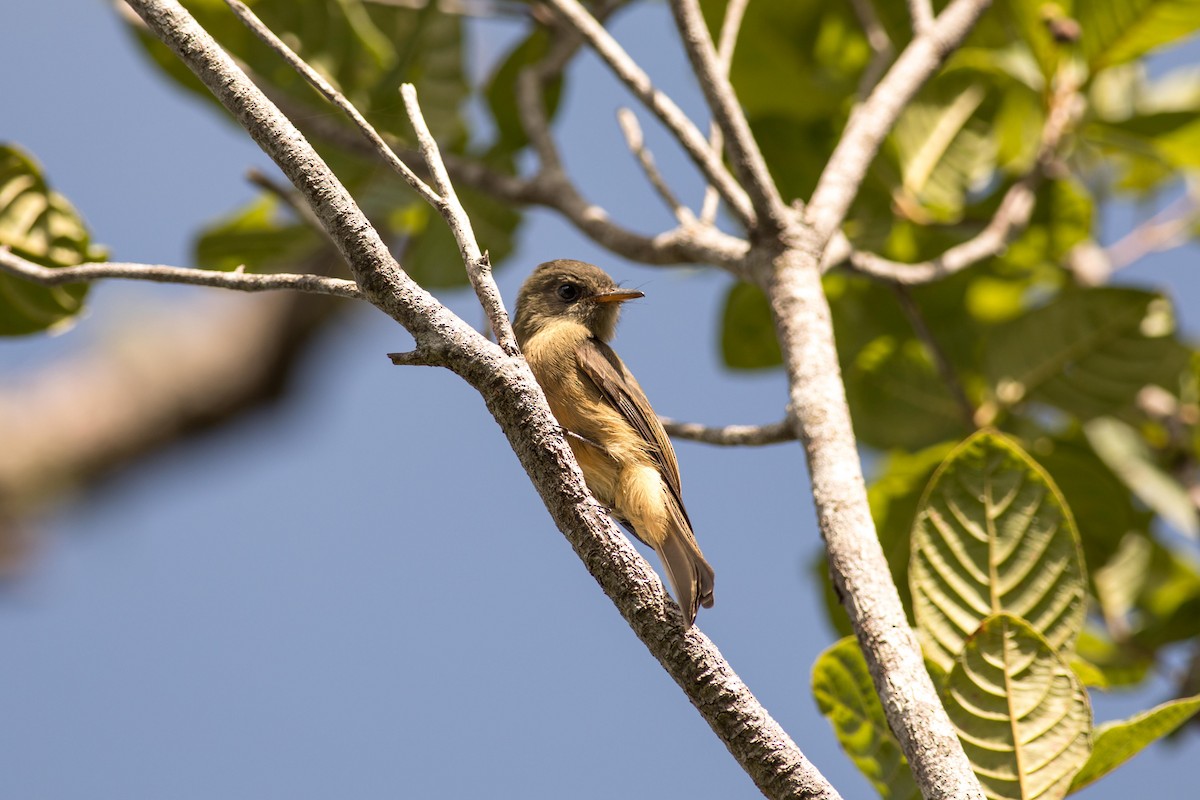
<box><xmin>844</xmin><ymin>335</ymin><xmax>971</xmax><ymax>450</ymax></box>
<box><xmin>944</xmin><ymin>613</ymin><xmax>1092</xmax><ymax>800</ymax></box>
<box><xmin>1001</xmin><ymin>179</ymin><xmax>1094</xmax><ymax>272</ymax></box>
<box><xmin>0</xmin><ymin>144</ymin><xmax>104</xmax><ymax>336</ymax></box>
<box><xmin>1075</xmin><ymin>627</ymin><xmax>1153</xmax><ymax>688</ymax></box>
<box><xmin>720</xmin><ymin>281</ymin><xmax>781</xmax><ymax>370</ymax></box>
<box><xmin>985</xmin><ymin>288</ymin><xmax>1191</xmax><ymax>420</ymax></box>
<box><xmin>912</xmin><ymin>430</ymin><xmax>1087</xmax><ymax>671</ymax></box>
<box><xmin>1069</xmin><ymin>694</ymin><xmax>1200</xmax><ymax>792</ymax></box>
<box><xmin>1084</xmin><ymin>417</ymin><xmax>1198</xmax><ymax>537</ymax></box>
<box><xmin>1077</xmin><ymin>0</ymin><xmax>1200</xmax><ymax>73</ymax></box>
<box><xmin>811</xmin><ymin>637</ymin><xmax>920</xmax><ymax>800</ymax></box>
<box><xmin>193</xmin><ymin>195</ymin><xmax>323</xmax><ymax>272</ymax></box>
<box><xmin>484</xmin><ymin>27</ymin><xmax>563</xmax><ymax>155</ymax></box>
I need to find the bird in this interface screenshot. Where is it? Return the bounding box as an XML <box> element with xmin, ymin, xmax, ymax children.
<box><xmin>513</xmin><ymin>259</ymin><xmax>714</xmax><ymax>626</ymax></box>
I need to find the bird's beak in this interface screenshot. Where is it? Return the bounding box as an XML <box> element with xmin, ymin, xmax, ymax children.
<box><xmin>591</xmin><ymin>288</ymin><xmax>645</xmax><ymax>304</ymax></box>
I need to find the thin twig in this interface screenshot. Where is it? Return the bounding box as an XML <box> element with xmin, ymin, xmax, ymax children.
<box><xmin>805</xmin><ymin>0</ymin><xmax>992</xmax><ymax>247</ymax></box>
<box><xmin>848</xmin><ymin>0</ymin><xmax>894</xmax><ymax>99</ymax></box>
<box><xmin>661</xmin><ymin>418</ymin><xmax>795</xmax><ymax>446</ymax></box>
<box><xmin>1105</xmin><ymin>189</ymin><xmax>1200</xmax><ymax>272</ymax></box>
<box><xmin>541</xmin><ymin>0</ymin><xmax>756</xmax><ymax>229</ymax></box>
<box><xmin>889</xmin><ymin>284</ymin><xmax>976</xmax><ymax>427</ymax></box>
<box><xmin>401</xmin><ymin>83</ymin><xmax>519</xmax><ymax>355</ymax></box>
<box><xmin>668</xmin><ymin>0</ymin><xmax>789</xmax><ymax>232</ymax></box>
<box><xmin>617</xmin><ymin>108</ymin><xmax>695</xmax><ymax>225</ymax></box>
<box><xmin>225</xmin><ymin>0</ymin><xmax>441</xmax><ymax>208</ymax></box>
<box><xmin>699</xmin><ymin>0</ymin><xmax>748</xmax><ymax>225</ymax></box>
<box><xmin>0</xmin><ymin>248</ymin><xmax>363</xmax><ymax>299</ymax></box>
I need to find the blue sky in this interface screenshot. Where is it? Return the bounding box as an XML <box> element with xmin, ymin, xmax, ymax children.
<box><xmin>2</xmin><ymin>2</ymin><xmax>1198</xmax><ymax>798</ymax></box>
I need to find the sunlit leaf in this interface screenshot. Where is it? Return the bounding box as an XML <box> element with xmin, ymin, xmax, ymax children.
<box><xmin>1070</xmin><ymin>694</ymin><xmax>1200</xmax><ymax>792</ymax></box>
<box><xmin>0</xmin><ymin>144</ymin><xmax>104</xmax><ymax>336</ymax></box>
<box><xmin>812</xmin><ymin>637</ymin><xmax>920</xmax><ymax>800</ymax></box>
<box><xmin>1077</xmin><ymin>0</ymin><xmax>1200</xmax><ymax>72</ymax></box>
<box><xmin>912</xmin><ymin>430</ymin><xmax>1087</xmax><ymax>671</ymax></box>
<box><xmin>986</xmin><ymin>288</ymin><xmax>1190</xmax><ymax>420</ymax></box>
<box><xmin>945</xmin><ymin>613</ymin><xmax>1092</xmax><ymax>800</ymax></box>
<box><xmin>194</xmin><ymin>195</ymin><xmax>323</xmax><ymax>272</ymax></box>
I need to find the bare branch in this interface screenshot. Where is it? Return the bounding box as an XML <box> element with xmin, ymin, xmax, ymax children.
<box><xmin>0</xmin><ymin>247</ymin><xmax>362</xmax><ymax>299</ymax></box>
<box><xmin>668</xmin><ymin>0</ymin><xmax>789</xmax><ymax>232</ymax></box>
<box><xmin>806</xmin><ymin>0</ymin><xmax>992</xmax><ymax>246</ymax></box>
<box><xmin>907</xmin><ymin>0</ymin><xmax>935</xmax><ymax>34</ymax></box>
<box><xmin>1105</xmin><ymin>188</ymin><xmax>1200</xmax><ymax>273</ymax></box>
<box><xmin>617</xmin><ymin>108</ymin><xmax>695</xmax><ymax>225</ymax></box>
<box><xmin>699</xmin><ymin>0</ymin><xmax>748</xmax><ymax>225</ymax></box>
<box><xmin>225</xmin><ymin>0</ymin><xmax>441</xmax><ymax>208</ymax></box>
<box><xmin>401</xmin><ymin>83</ymin><xmax>519</xmax><ymax>355</ymax></box>
<box><xmin>541</xmin><ymin>0</ymin><xmax>757</xmax><ymax>229</ymax></box>
<box><xmin>848</xmin><ymin>0</ymin><xmax>894</xmax><ymax>98</ymax></box>
<box><xmin>661</xmin><ymin>418</ymin><xmax>795</xmax><ymax>446</ymax></box>
<box><xmin>246</xmin><ymin>167</ymin><xmax>331</xmax><ymax>238</ymax></box>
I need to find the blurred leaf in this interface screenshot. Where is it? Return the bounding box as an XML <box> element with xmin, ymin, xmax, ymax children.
<box><xmin>194</xmin><ymin>195</ymin><xmax>323</xmax><ymax>272</ymax></box>
<box><xmin>1077</xmin><ymin>0</ymin><xmax>1200</xmax><ymax>73</ymax></box>
<box><xmin>1084</xmin><ymin>417</ymin><xmax>1198</xmax><ymax>537</ymax></box>
<box><xmin>912</xmin><ymin>430</ymin><xmax>1087</xmax><ymax>671</ymax></box>
<box><xmin>1069</xmin><ymin>694</ymin><xmax>1200</xmax><ymax>792</ymax></box>
<box><xmin>844</xmin><ymin>335</ymin><xmax>971</xmax><ymax>450</ymax></box>
<box><xmin>1034</xmin><ymin>434</ymin><xmax>1153</xmax><ymax>583</ymax></box>
<box><xmin>891</xmin><ymin>80</ymin><xmax>995</xmax><ymax>222</ymax></box>
<box><xmin>1075</xmin><ymin>627</ymin><xmax>1154</xmax><ymax>688</ymax></box>
<box><xmin>0</xmin><ymin>144</ymin><xmax>104</xmax><ymax>336</ymax></box>
<box><xmin>1131</xmin><ymin>541</ymin><xmax>1200</xmax><ymax>649</ymax></box>
<box><xmin>484</xmin><ymin>27</ymin><xmax>563</xmax><ymax>155</ymax></box>
<box><xmin>986</xmin><ymin>288</ymin><xmax>1191</xmax><ymax>420</ymax></box>
<box><xmin>989</xmin><ymin>0</ymin><xmax>1071</xmax><ymax>82</ymax></box>
<box><xmin>1001</xmin><ymin>179</ymin><xmax>1094</xmax><ymax>271</ymax></box>
<box><xmin>720</xmin><ymin>281</ymin><xmax>781</xmax><ymax>370</ymax></box>
<box><xmin>401</xmin><ymin>186</ymin><xmax>519</xmax><ymax>288</ymax></box>
<box><xmin>944</xmin><ymin>613</ymin><xmax>1092</xmax><ymax>800</ymax></box>
<box><xmin>812</xmin><ymin>637</ymin><xmax>920</xmax><ymax>800</ymax></box>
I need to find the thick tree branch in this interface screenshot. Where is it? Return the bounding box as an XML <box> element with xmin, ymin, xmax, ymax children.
<box><xmin>0</xmin><ymin>248</ymin><xmax>362</xmax><ymax>299</ymax></box>
<box><xmin>111</xmin><ymin>2</ymin><xmax>840</xmax><ymax>796</ymax></box>
<box><xmin>541</xmin><ymin>0</ymin><xmax>757</xmax><ymax>229</ymax></box>
<box><xmin>805</xmin><ymin>0</ymin><xmax>992</xmax><ymax>246</ymax></box>
<box><xmin>661</xmin><ymin>418</ymin><xmax>796</xmax><ymax>446</ymax></box>
<box><xmin>760</xmin><ymin>243</ymin><xmax>986</xmax><ymax>800</ymax></box>
<box><xmin>668</xmin><ymin>0</ymin><xmax>789</xmax><ymax>233</ymax></box>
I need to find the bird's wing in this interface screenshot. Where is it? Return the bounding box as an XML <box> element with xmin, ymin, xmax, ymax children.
<box><xmin>575</xmin><ymin>337</ymin><xmax>687</xmax><ymax>515</ymax></box>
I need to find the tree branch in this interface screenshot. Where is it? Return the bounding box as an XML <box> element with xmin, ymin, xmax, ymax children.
<box><xmin>112</xmin><ymin>2</ymin><xmax>841</xmax><ymax>796</ymax></box>
<box><xmin>848</xmin><ymin>0</ymin><xmax>894</xmax><ymax>99</ymax></box>
<box><xmin>617</xmin><ymin>108</ymin><xmax>695</xmax><ymax>225</ymax></box>
<box><xmin>668</xmin><ymin>0</ymin><xmax>790</xmax><ymax>232</ymax></box>
<box><xmin>0</xmin><ymin>248</ymin><xmax>363</xmax><ymax>299</ymax></box>
<box><xmin>825</xmin><ymin>71</ymin><xmax>1077</xmax><ymax>284</ymax></box>
<box><xmin>907</xmin><ymin>0</ymin><xmax>935</xmax><ymax>34</ymax></box>
<box><xmin>661</xmin><ymin>418</ymin><xmax>796</xmax><ymax>446</ymax></box>
<box><xmin>541</xmin><ymin>0</ymin><xmax>757</xmax><ymax>229</ymax></box>
<box><xmin>699</xmin><ymin>0</ymin><xmax>748</xmax><ymax>225</ymax></box>
<box><xmin>805</xmin><ymin>0</ymin><xmax>992</xmax><ymax>246</ymax></box>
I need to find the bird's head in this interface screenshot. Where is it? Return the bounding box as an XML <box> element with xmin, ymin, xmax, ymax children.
<box><xmin>513</xmin><ymin>259</ymin><xmax>644</xmax><ymax>345</ymax></box>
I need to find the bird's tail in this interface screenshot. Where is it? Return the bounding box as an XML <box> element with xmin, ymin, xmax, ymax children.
<box><xmin>656</xmin><ymin>525</ymin><xmax>715</xmax><ymax>628</ymax></box>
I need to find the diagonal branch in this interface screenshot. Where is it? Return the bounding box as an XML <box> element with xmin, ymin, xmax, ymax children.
<box><xmin>617</xmin><ymin>108</ymin><xmax>695</xmax><ymax>225</ymax></box>
<box><xmin>0</xmin><ymin>248</ymin><xmax>363</xmax><ymax>299</ymax></box>
<box><xmin>805</xmin><ymin>0</ymin><xmax>992</xmax><ymax>247</ymax></box>
<box><xmin>668</xmin><ymin>0</ymin><xmax>790</xmax><ymax>232</ymax></box>
<box><xmin>541</xmin><ymin>0</ymin><xmax>756</xmax><ymax>229</ymax></box>
<box><xmin>699</xmin><ymin>0</ymin><xmax>748</xmax><ymax>225</ymax></box>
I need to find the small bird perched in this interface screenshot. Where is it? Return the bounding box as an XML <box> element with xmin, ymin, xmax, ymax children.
<box><xmin>513</xmin><ymin>259</ymin><xmax>715</xmax><ymax>626</ymax></box>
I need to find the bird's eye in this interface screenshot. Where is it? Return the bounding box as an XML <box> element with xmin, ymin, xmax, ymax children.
<box><xmin>557</xmin><ymin>283</ymin><xmax>580</xmax><ymax>302</ymax></box>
